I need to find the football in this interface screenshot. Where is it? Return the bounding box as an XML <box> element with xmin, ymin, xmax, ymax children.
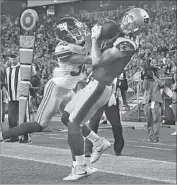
<box><xmin>99</xmin><ymin>20</ymin><xmax>118</xmax><ymax>40</ymax></box>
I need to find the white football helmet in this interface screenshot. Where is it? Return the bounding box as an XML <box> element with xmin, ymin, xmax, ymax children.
<box><xmin>120</xmin><ymin>8</ymin><xmax>150</xmax><ymax>35</ymax></box>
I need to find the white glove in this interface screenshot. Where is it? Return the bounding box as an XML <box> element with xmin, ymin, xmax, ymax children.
<box><xmin>108</xmin><ymin>93</ymin><xmax>117</xmax><ymax>107</ymax></box>
<box><xmin>91</xmin><ymin>24</ymin><xmax>102</xmax><ymax>39</ymax></box>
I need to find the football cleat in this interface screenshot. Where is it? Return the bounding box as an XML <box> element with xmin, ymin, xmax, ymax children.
<box><xmin>63</xmin><ymin>164</ymin><xmax>98</xmax><ymax>181</ymax></box>
<box><xmin>90</xmin><ymin>138</ymin><xmax>111</xmax><ymax>163</ymax></box>
<box><xmin>19</xmin><ymin>134</ymin><xmax>32</xmax><ymax>144</ymax></box>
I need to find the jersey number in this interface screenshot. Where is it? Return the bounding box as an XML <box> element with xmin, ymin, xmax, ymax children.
<box><xmin>70</xmin><ymin>65</ymin><xmax>83</xmax><ymax>76</ymax></box>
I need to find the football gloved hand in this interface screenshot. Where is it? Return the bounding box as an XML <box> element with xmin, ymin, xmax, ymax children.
<box><xmin>91</xmin><ymin>24</ymin><xmax>102</xmax><ymax>39</ymax></box>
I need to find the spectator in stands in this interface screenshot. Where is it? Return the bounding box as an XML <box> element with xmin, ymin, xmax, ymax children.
<box><xmin>170</xmin><ymin>73</ymin><xmax>177</xmax><ymax>136</ymax></box>
<box><xmin>142</xmin><ymin>66</ymin><xmax>165</xmax><ymax>143</ymax></box>
<box><xmin>164</xmin><ymin>62</ymin><xmax>173</xmax><ymax>76</ymax></box>
<box><xmin>171</xmin><ymin>56</ymin><xmax>177</xmax><ymax>74</ymax></box>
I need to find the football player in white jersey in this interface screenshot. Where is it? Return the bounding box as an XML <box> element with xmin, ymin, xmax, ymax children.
<box><xmin>0</xmin><ymin>17</ymin><xmax>92</xmax><ymax>139</ymax></box>
<box><xmin>0</xmin><ymin>17</ymin><xmax>113</xmax><ymax>178</ymax></box>
<box><xmin>62</xmin><ymin>8</ymin><xmax>150</xmax><ymax>180</ymax></box>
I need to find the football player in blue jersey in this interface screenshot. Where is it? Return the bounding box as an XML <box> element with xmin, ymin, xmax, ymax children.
<box><xmin>62</xmin><ymin>8</ymin><xmax>150</xmax><ymax>180</ymax></box>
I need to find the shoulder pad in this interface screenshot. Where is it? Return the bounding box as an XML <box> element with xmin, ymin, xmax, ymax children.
<box><xmin>113</xmin><ymin>37</ymin><xmax>137</xmax><ymax>51</ymax></box>
<box><xmin>55</xmin><ymin>43</ymin><xmax>72</xmax><ymax>59</ymax></box>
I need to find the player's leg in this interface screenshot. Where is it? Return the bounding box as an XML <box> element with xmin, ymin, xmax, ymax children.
<box><xmin>60</xmin><ymin>90</ymin><xmax>76</xmax><ymax>127</ymax></box>
<box><xmin>60</xmin><ymin>91</ymin><xmax>110</xmax><ymax>179</ymax></box>
<box><xmin>64</xmin><ymin>86</ymin><xmax>106</xmax><ymax>152</ymax></box>
<box><xmin>35</xmin><ymin>81</ymin><xmax>69</xmax><ymax>128</ymax></box>
<box><xmin>64</xmin><ymin>80</ymin><xmax>111</xmax><ymax>180</ymax></box>
<box><xmin>84</xmin><ymin>106</ymin><xmax>104</xmax><ymax>157</ymax></box>
<box><xmin>0</xmin><ymin>79</ymin><xmax>54</xmax><ymax>140</ymax></box>
<box><xmin>60</xmin><ymin>90</ymin><xmax>100</xmax><ymax>177</ymax></box>
<box><xmin>0</xmin><ymin>80</ymin><xmax>68</xmax><ymax>141</ymax></box>
<box><xmin>6</xmin><ymin>101</ymin><xmax>19</xmax><ymax>142</ymax></box>
<box><xmin>62</xmin><ymin>85</ymin><xmax>111</xmax><ymax>163</ymax></box>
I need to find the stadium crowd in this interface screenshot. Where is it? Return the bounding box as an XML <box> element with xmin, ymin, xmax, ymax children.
<box><xmin>1</xmin><ymin>2</ymin><xmax>176</xmax><ymax>85</ymax></box>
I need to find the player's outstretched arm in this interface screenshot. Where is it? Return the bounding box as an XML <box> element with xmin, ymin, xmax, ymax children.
<box><xmin>69</xmin><ymin>44</ymin><xmax>86</xmax><ymax>55</ymax></box>
<box><xmin>67</xmin><ymin>54</ymin><xmax>92</xmax><ymax>65</ymax></box>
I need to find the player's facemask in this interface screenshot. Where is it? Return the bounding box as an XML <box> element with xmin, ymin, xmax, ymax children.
<box><xmin>120</xmin><ymin>8</ymin><xmax>149</xmax><ymax>35</ymax></box>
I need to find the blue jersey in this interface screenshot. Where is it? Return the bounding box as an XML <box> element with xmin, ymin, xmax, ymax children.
<box><xmin>92</xmin><ymin>37</ymin><xmax>138</xmax><ymax>85</ymax></box>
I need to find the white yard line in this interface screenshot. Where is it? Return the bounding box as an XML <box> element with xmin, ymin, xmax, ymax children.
<box><xmin>108</xmin><ymin>138</ymin><xmax>176</xmax><ymax>147</ymax></box>
<box><xmin>134</xmin><ymin>145</ymin><xmax>174</xmax><ymax>151</ymax></box>
<box><xmin>46</xmin><ymin>133</ymin><xmax>67</xmax><ymax>136</ymax></box>
<box><xmin>49</xmin><ymin>137</ymin><xmax>66</xmax><ymax>140</ymax></box>
<box><xmin>1</xmin><ymin>143</ymin><xmax>176</xmax><ymax>184</ymax></box>
<box><xmin>34</xmin><ymin>135</ymin><xmax>176</xmax><ymax>150</ymax></box>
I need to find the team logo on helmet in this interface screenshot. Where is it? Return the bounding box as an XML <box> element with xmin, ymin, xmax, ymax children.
<box><xmin>20</xmin><ymin>9</ymin><xmax>38</xmax><ymax>31</ymax></box>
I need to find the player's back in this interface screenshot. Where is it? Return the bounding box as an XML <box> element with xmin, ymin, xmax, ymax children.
<box><xmin>92</xmin><ymin>37</ymin><xmax>137</xmax><ymax>85</ymax></box>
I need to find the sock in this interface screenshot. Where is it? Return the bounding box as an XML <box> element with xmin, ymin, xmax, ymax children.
<box><xmin>0</xmin><ymin>132</ymin><xmax>2</xmax><ymax>140</ymax></box>
<box><xmin>2</xmin><ymin>122</ymin><xmax>43</xmax><ymax>140</ymax></box>
<box><xmin>70</xmin><ymin>148</ymin><xmax>76</xmax><ymax>161</ymax></box>
<box><xmin>82</xmin><ymin>123</ymin><xmax>92</xmax><ymax>137</ymax></box>
<box><xmin>68</xmin><ymin>122</ymin><xmax>84</xmax><ymax>156</ymax></box>
<box><xmin>73</xmin><ymin>161</ymin><xmax>77</xmax><ymax>167</ymax></box>
<box><xmin>86</xmin><ymin>131</ymin><xmax>100</xmax><ymax>143</ymax></box>
<box><xmin>75</xmin><ymin>155</ymin><xmax>86</xmax><ymax>166</ymax></box>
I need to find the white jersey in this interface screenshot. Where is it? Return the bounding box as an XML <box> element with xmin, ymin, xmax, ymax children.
<box><xmin>52</xmin><ymin>42</ymin><xmax>85</xmax><ymax>89</ymax></box>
